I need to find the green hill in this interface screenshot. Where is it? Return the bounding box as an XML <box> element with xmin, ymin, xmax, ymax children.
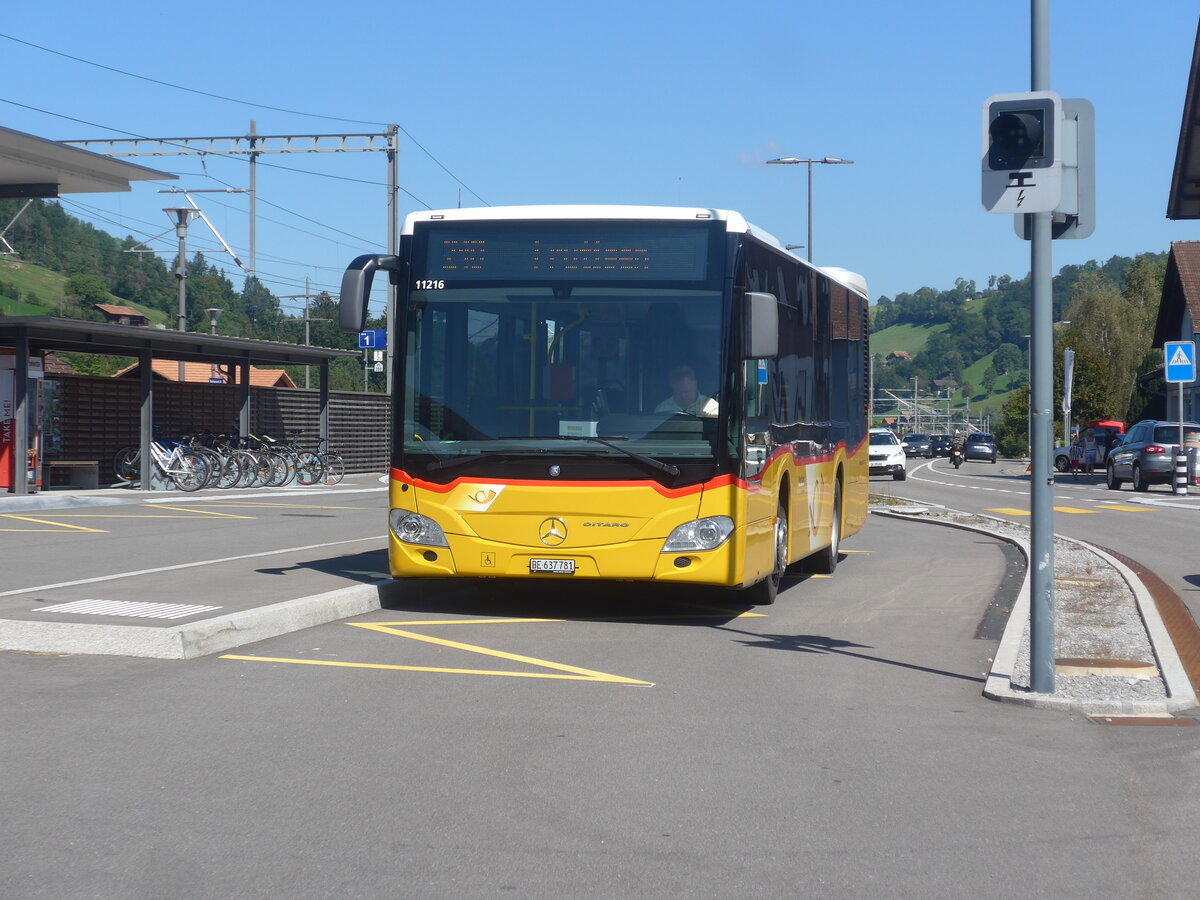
<box><xmin>0</xmin><ymin>257</ymin><xmax>168</xmax><ymax>325</ymax></box>
<box><xmin>869</xmin><ymin>321</ymin><xmax>947</xmax><ymax>359</ymax></box>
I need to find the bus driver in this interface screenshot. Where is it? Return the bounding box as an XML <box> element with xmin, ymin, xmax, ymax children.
<box><xmin>656</xmin><ymin>365</ymin><xmax>719</xmax><ymax>417</ymax></box>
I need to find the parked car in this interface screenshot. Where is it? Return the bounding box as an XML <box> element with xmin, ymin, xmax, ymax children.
<box><xmin>901</xmin><ymin>433</ymin><xmax>932</xmax><ymax>458</ymax></box>
<box><xmin>868</xmin><ymin>428</ymin><xmax>907</xmax><ymax>480</ymax></box>
<box><xmin>963</xmin><ymin>432</ymin><xmax>998</xmax><ymax>463</ymax></box>
<box><xmin>928</xmin><ymin>434</ymin><xmax>952</xmax><ymax>457</ymax></box>
<box><xmin>1106</xmin><ymin>419</ymin><xmax>1200</xmax><ymax>491</ymax></box>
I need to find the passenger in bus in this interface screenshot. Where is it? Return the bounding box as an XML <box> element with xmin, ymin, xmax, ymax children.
<box><xmin>656</xmin><ymin>365</ymin><xmax>719</xmax><ymax>417</ymax></box>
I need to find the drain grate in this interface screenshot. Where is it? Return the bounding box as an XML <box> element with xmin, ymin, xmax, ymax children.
<box><xmin>32</xmin><ymin>600</ymin><xmax>222</xmax><ymax>620</ymax></box>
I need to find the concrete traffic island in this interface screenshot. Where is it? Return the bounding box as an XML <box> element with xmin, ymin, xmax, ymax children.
<box><xmin>872</xmin><ymin>500</ymin><xmax>1199</xmax><ymax>717</ymax></box>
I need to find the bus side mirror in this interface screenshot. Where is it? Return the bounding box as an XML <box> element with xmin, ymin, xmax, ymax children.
<box><xmin>744</xmin><ymin>292</ymin><xmax>778</xmax><ymax>359</ymax></box>
<box><xmin>338</xmin><ymin>254</ymin><xmax>399</xmax><ymax>333</ymax></box>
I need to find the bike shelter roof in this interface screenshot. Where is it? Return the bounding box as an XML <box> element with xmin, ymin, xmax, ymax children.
<box><xmin>1</xmin><ymin>318</ymin><xmax>362</xmax><ymax>496</ymax></box>
<box><xmin>0</xmin><ymin>316</ymin><xmax>360</xmax><ymax>367</ymax></box>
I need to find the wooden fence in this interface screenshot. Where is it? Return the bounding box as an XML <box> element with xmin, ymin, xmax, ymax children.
<box><xmin>42</xmin><ymin>375</ymin><xmax>391</xmax><ymax>480</ymax></box>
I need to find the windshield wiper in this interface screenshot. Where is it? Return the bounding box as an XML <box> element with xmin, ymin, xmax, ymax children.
<box><xmin>425</xmin><ymin>437</ymin><xmax>681</xmax><ymax>478</ymax></box>
<box><xmin>546</xmin><ymin>435</ymin><xmax>680</xmax><ymax>477</ymax></box>
<box><xmin>425</xmin><ymin>449</ymin><xmax>525</xmax><ymax>473</ymax></box>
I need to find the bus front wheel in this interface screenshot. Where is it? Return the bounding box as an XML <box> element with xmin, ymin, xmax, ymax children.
<box><xmin>746</xmin><ymin>500</ymin><xmax>787</xmax><ymax>606</ymax></box>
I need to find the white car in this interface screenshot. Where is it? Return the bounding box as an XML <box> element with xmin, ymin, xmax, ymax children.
<box><xmin>868</xmin><ymin>428</ymin><xmax>906</xmax><ymax>480</ymax></box>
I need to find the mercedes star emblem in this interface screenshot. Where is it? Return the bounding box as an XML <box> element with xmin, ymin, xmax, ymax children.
<box><xmin>539</xmin><ymin>517</ymin><xmax>567</xmax><ymax>546</ymax></box>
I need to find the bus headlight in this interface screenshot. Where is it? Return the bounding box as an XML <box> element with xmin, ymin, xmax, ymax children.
<box><xmin>390</xmin><ymin>511</ymin><xmax>449</xmax><ymax>547</ymax></box>
<box><xmin>661</xmin><ymin>516</ymin><xmax>734</xmax><ymax>552</ymax></box>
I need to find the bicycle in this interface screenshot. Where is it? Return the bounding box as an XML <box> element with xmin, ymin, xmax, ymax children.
<box><xmin>314</xmin><ymin>437</ymin><xmax>345</xmax><ymax>485</ymax></box>
<box><xmin>112</xmin><ymin>437</ymin><xmax>209</xmax><ymax>492</ymax></box>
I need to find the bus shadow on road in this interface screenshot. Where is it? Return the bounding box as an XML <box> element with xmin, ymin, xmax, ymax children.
<box><xmin>374</xmin><ymin>576</ymin><xmax>766</xmax><ymax>627</ymax></box>
<box><xmin>716</xmin><ymin>625</ymin><xmax>987</xmax><ymax>684</ymax></box>
<box><xmin>254</xmin><ymin>548</ymin><xmax>390</xmax><ymax>582</ymax></box>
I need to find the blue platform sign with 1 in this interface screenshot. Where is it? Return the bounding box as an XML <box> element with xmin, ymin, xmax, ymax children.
<box><xmin>358</xmin><ymin>329</ymin><xmax>387</xmax><ymax>350</ymax></box>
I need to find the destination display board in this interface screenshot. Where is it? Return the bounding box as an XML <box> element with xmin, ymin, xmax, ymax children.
<box><xmin>418</xmin><ymin>223</ymin><xmax>712</xmax><ymax>282</ymax></box>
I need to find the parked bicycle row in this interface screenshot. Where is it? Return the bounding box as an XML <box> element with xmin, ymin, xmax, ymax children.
<box><xmin>112</xmin><ymin>430</ymin><xmax>346</xmax><ymax>493</ymax></box>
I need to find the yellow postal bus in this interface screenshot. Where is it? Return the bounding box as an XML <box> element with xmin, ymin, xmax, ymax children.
<box><xmin>339</xmin><ymin>206</ymin><xmax>869</xmax><ymax>604</ymax></box>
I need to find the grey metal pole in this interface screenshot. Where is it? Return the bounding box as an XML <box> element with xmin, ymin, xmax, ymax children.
<box><xmin>12</xmin><ymin>334</ymin><xmax>29</xmax><ymax>495</ymax></box>
<box><xmin>1028</xmin><ymin>0</ymin><xmax>1056</xmax><ymax>693</ymax></box>
<box><xmin>386</xmin><ymin>124</ymin><xmax>399</xmax><ymax>397</ymax></box>
<box><xmin>806</xmin><ymin>160</ymin><xmax>814</xmax><ymax>263</ymax></box>
<box><xmin>249</xmin><ymin>120</ymin><xmax>258</xmax><ymax>277</ymax></box>
<box><xmin>165</xmin><ymin>208</ymin><xmax>192</xmax><ymax>383</ymax></box>
<box><xmin>304</xmin><ymin>277</ymin><xmax>312</xmax><ymax>391</ymax></box>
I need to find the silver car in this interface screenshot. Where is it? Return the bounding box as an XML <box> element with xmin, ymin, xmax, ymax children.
<box><xmin>1106</xmin><ymin>419</ymin><xmax>1200</xmax><ymax>491</ymax></box>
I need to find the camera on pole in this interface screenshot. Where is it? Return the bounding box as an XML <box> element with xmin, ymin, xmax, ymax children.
<box><xmin>981</xmin><ymin>90</ymin><xmax>1095</xmax><ymax>239</ymax></box>
<box><xmin>982</xmin><ymin>91</ymin><xmax>1062</xmax><ymax>215</ymax></box>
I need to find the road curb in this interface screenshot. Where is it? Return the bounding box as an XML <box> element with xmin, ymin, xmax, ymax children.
<box><xmin>0</xmin><ymin>582</ymin><xmax>385</xmax><ymax>660</ymax></box>
<box><xmin>871</xmin><ymin>505</ymin><xmax>1197</xmax><ymax>715</ymax></box>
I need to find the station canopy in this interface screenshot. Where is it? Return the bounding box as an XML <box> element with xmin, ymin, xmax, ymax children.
<box><xmin>0</xmin><ymin>317</ymin><xmax>359</xmax><ymax>369</ymax></box>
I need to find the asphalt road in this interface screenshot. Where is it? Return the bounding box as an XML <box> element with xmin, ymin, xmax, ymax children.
<box><xmin>4</xmin><ymin>507</ymin><xmax>1200</xmax><ymax>898</ymax></box>
<box><xmin>882</xmin><ymin>456</ymin><xmax>1200</xmax><ymax>621</ymax></box>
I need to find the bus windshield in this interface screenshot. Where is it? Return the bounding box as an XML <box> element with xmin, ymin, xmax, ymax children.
<box><xmin>401</xmin><ymin>283</ymin><xmax>728</xmax><ymax>476</ymax></box>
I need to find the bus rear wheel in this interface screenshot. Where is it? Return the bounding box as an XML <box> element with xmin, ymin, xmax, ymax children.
<box><xmin>801</xmin><ymin>481</ymin><xmax>841</xmax><ymax>576</ymax></box>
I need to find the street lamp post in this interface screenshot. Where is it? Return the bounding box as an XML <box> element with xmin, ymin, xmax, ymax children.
<box><xmin>165</xmin><ymin>207</ymin><xmax>195</xmax><ymax>382</ymax></box>
<box><xmin>766</xmin><ymin>156</ymin><xmax>854</xmax><ymax>263</ymax></box>
<box><xmin>204</xmin><ymin>308</ymin><xmax>223</xmax><ymax>383</ymax></box>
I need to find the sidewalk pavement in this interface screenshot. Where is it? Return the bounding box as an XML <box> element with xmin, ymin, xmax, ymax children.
<box><xmin>0</xmin><ymin>473</ymin><xmax>395</xmax><ymax>659</ymax></box>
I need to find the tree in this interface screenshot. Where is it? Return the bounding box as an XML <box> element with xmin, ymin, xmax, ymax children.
<box><xmin>980</xmin><ymin>367</ymin><xmax>998</xmax><ymax>395</ymax></box>
<box><xmin>63</xmin><ymin>273</ymin><xmax>110</xmax><ymax>305</ymax></box>
<box><xmin>994</xmin><ymin>379</ymin><xmax>1030</xmax><ymax>458</ymax></box>
<box><xmin>992</xmin><ymin>343</ymin><xmax>1023</xmax><ymax>376</ymax></box>
<box><xmin>1063</xmin><ymin>254</ymin><xmax>1165</xmax><ymax>421</ymax></box>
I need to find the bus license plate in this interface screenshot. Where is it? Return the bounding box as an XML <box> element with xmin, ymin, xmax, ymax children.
<box><xmin>530</xmin><ymin>558</ymin><xmax>575</xmax><ymax>574</ymax></box>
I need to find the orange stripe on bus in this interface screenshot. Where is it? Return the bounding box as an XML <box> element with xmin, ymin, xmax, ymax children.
<box><xmin>391</xmin><ymin>468</ymin><xmax>742</xmax><ymax>498</ymax></box>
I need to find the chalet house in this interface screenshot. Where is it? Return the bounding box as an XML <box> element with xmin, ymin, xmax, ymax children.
<box><xmin>113</xmin><ymin>359</ymin><xmax>297</xmax><ymax>388</ymax></box>
<box><xmin>1152</xmin><ymin>242</ymin><xmax>1200</xmax><ymax>422</ymax></box>
<box><xmin>886</xmin><ymin>350</ymin><xmax>911</xmax><ymax>361</ymax></box>
<box><xmin>93</xmin><ymin>304</ymin><xmax>149</xmax><ymax>327</ymax></box>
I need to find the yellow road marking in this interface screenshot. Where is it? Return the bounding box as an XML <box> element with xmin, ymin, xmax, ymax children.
<box><xmin>144</xmin><ymin>504</ymin><xmax>254</xmax><ymax>519</ymax></box>
<box><xmin>221</xmin><ymin>654</ymin><xmax>650</xmax><ymax>683</ymax></box>
<box><xmin>988</xmin><ymin>505</ymin><xmax>1154</xmax><ymax>517</ymax></box>
<box><xmin>350</xmin><ymin>623</ymin><xmax>652</xmax><ymax>684</ymax></box>
<box><xmin>196</xmin><ymin>503</ymin><xmax>360</xmax><ymax>510</ymax></box>
<box><xmin>222</xmin><ymin>616</ymin><xmax>657</xmax><ymax>685</ymax></box>
<box><xmin>0</xmin><ymin>514</ymin><xmax>106</xmax><ymax>533</ymax></box>
<box><xmin>32</xmin><ymin>504</ymin><xmax>255</xmax><ymax>520</ymax></box>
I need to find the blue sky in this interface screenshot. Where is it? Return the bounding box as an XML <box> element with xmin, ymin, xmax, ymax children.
<box><xmin>3</xmin><ymin>1</ymin><xmax>1198</xmax><ymax>319</ymax></box>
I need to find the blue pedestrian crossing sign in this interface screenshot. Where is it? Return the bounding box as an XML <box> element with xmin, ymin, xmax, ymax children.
<box><xmin>1164</xmin><ymin>341</ymin><xmax>1197</xmax><ymax>383</ymax></box>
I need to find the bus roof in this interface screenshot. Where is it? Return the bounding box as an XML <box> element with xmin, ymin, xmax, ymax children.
<box><xmin>403</xmin><ymin>205</ymin><xmax>867</xmax><ymax>299</ymax></box>
<box><xmin>403</xmin><ymin>204</ymin><xmax>773</xmax><ymax>239</ymax></box>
